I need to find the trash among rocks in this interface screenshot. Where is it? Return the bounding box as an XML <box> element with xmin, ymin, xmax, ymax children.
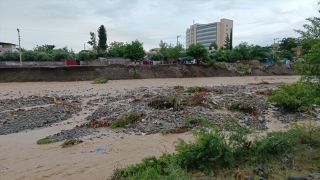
<box><xmin>95</xmin><ymin>147</ymin><xmax>105</xmax><ymax>151</ymax></box>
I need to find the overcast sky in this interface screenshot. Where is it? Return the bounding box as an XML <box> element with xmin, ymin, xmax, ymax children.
<box><xmin>0</xmin><ymin>0</ymin><xmax>318</xmax><ymax>52</ymax></box>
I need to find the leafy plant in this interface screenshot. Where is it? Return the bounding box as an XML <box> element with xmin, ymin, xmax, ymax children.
<box><xmin>92</xmin><ymin>77</ymin><xmax>108</xmax><ymax>84</ymax></box>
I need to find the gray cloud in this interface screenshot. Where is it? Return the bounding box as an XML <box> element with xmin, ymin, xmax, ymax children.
<box><xmin>0</xmin><ymin>0</ymin><xmax>319</xmax><ymax>52</ymax></box>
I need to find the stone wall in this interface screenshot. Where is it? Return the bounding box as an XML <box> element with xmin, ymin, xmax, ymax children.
<box><xmin>0</xmin><ymin>63</ymin><xmax>293</xmax><ymax>82</ymax></box>
<box><xmin>0</xmin><ymin>61</ymin><xmax>66</xmax><ymax>67</ymax></box>
<box><xmin>80</xmin><ymin>58</ymin><xmax>131</xmax><ymax>66</ymax></box>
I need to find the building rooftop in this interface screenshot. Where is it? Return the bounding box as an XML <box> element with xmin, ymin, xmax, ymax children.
<box><xmin>0</xmin><ymin>42</ymin><xmax>17</xmax><ymax>46</ymax></box>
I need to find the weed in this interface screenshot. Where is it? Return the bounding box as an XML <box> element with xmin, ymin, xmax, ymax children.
<box><xmin>92</xmin><ymin>77</ymin><xmax>108</xmax><ymax>84</ymax></box>
<box><xmin>133</xmin><ymin>71</ymin><xmax>139</xmax><ymax>79</ymax></box>
<box><xmin>60</xmin><ymin>138</ymin><xmax>83</xmax><ymax>148</ymax></box>
<box><xmin>183</xmin><ymin>116</ymin><xmax>203</xmax><ymax>128</ymax></box>
<box><xmin>7</xmin><ymin>111</ymin><xmax>14</xmax><ymax>117</ymax></box>
<box><xmin>110</xmin><ymin>112</ymin><xmax>142</xmax><ymax>129</ymax></box>
<box><xmin>191</xmin><ymin>92</ymin><xmax>206</xmax><ymax>106</ymax></box>
<box><xmin>80</xmin><ymin>118</ymin><xmax>113</xmax><ymax>128</ymax></box>
<box><xmin>37</xmin><ymin>137</ymin><xmax>57</xmax><ymax>144</ymax></box>
<box><xmin>227</xmin><ymin>101</ymin><xmax>260</xmax><ymax>116</ymax></box>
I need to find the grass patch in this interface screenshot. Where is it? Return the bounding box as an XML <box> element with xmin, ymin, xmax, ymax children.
<box><xmin>110</xmin><ymin>119</ymin><xmax>320</xmax><ymax>179</ymax></box>
<box><xmin>110</xmin><ymin>112</ymin><xmax>143</xmax><ymax>129</ymax></box>
<box><xmin>37</xmin><ymin>137</ymin><xmax>57</xmax><ymax>145</ymax></box>
<box><xmin>92</xmin><ymin>77</ymin><xmax>108</xmax><ymax>84</ymax></box>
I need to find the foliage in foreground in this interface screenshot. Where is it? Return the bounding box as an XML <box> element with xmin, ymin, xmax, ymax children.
<box><xmin>267</xmin><ymin>82</ymin><xmax>320</xmax><ymax>112</ymax></box>
<box><xmin>37</xmin><ymin>137</ymin><xmax>57</xmax><ymax>144</ymax></box>
<box><xmin>92</xmin><ymin>77</ymin><xmax>108</xmax><ymax>84</ymax></box>
<box><xmin>110</xmin><ymin>120</ymin><xmax>320</xmax><ymax>179</ymax></box>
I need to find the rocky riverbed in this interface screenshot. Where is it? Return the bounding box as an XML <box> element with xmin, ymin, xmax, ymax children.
<box><xmin>2</xmin><ymin>76</ymin><xmax>320</xmax><ymax>180</ymax></box>
<box><xmin>1</xmin><ymin>81</ymin><xmax>319</xmax><ymax>142</ymax></box>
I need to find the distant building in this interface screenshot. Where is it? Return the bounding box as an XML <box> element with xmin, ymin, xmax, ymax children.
<box><xmin>186</xmin><ymin>18</ymin><xmax>233</xmax><ymax>50</ymax></box>
<box><xmin>0</xmin><ymin>42</ymin><xmax>18</xmax><ymax>55</ymax></box>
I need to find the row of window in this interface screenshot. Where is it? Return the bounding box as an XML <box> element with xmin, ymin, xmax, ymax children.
<box><xmin>197</xmin><ymin>24</ymin><xmax>217</xmax><ymax>30</ymax></box>
<box><xmin>196</xmin><ymin>30</ymin><xmax>217</xmax><ymax>37</ymax></box>
<box><xmin>197</xmin><ymin>39</ymin><xmax>216</xmax><ymax>44</ymax></box>
<box><xmin>197</xmin><ymin>27</ymin><xmax>217</xmax><ymax>33</ymax></box>
<box><xmin>197</xmin><ymin>32</ymin><xmax>217</xmax><ymax>38</ymax></box>
<box><xmin>197</xmin><ymin>34</ymin><xmax>216</xmax><ymax>41</ymax></box>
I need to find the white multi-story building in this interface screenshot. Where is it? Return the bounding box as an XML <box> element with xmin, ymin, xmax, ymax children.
<box><xmin>186</xmin><ymin>18</ymin><xmax>233</xmax><ymax>50</ymax></box>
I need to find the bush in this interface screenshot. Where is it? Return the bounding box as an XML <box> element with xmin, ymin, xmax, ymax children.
<box><xmin>0</xmin><ymin>51</ymin><xmax>20</xmax><ymax>61</ymax></box>
<box><xmin>110</xmin><ymin>119</ymin><xmax>320</xmax><ymax>179</ymax></box>
<box><xmin>36</xmin><ymin>52</ymin><xmax>54</xmax><ymax>61</ymax></box>
<box><xmin>111</xmin><ymin>154</ymin><xmax>189</xmax><ymax>180</ymax></box>
<box><xmin>92</xmin><ymin>77</ymin><xmax>108</xmax><ymax>84</ymax></box>
<box><xmin>22</xmin><ymin>50</ymin><xmax>37</xmax><ymax>61</ymax></box>
<box><xmin>77</xmin><ymin>50</ymin><xmax>96</xmax><ymax>61</ymax></box>
<box><xmin>267</xmin><ymin>82</ymin><xmax>320</xmax><ymax>112</ymax></box>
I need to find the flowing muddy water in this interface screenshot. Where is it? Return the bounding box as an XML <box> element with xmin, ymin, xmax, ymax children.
<box><xmin>0</xmin><ymin>76</ymin><xmax>308</xmax><ymax>180</ymax></box>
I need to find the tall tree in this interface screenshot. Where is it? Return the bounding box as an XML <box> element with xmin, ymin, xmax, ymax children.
<box><xmin>186</xmin><ymin>44</ymin><xmax>208</xmax><ymax>64</ymax></box>
<box><xmin>124</xmin><ymin>40</ymin><xmax>146</xmax><ymax>61</ymax></box>
<box><xmin>159</xmin><ymin>40</ymin><xmax>169</xmax><ymax>57</ymax></box>
<box><xmin>224</xmin><ymin>34</ymin><xmax>231</xmax><ymax>50</ymax></box>
<box><xmin>87</xmin><ymin>32</ymin><xmax>97</xmax><ymax>51</ymax></box>
<box><xmin>108</xmin><ymin>41</ymin><xmax>125</xmax><ymax>57</ymax></box>
<box><xmin>167</xmin><ymin>44</ymin><xmax>183</xmax><ymax>58</ymax></box>
<box><xmin>209</xmin><ymin>41</ymin><xmax>218</xmax><ymax>51</ymax></box>
<box><xmin>97</xmin><ymin>25</ymin><xmax>107</xmax><ymax>55</ymax></box>
<box><xmin>230</xmin><ymin>28</ymin><xmax>233</xmax><ymax>50</ymax></box>
<box><xmin>279</xmin><ymin>37</ymin><xmax>298</xmax><ymax>53</ymax></box>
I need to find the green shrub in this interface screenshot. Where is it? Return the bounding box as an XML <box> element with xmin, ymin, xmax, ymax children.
<box><xmin>37</xmin><ymin>137</ymin><xmax>57</xmax><ymax>144</ymax></box>
<box><xmin>267</xmin><ymin>82</ymin><xmax>320</xmax><ymax>112</ymax></box>
<box><xmin>175</xmin><ymin>126</ymin><xmax>233</xmax><ymax>172</ymax></box>
<box><xmin>133</xmin><ymin>71</ymin><xmax>139</xmax><ymax>79</ymax></box>
<box><xmin>0</xmin><ymin>51</ymin><xmax>20</xmax><ymax>61</ymax></box>
<box><xmin>77</xmin><ymin>50</ymin><xmax>96</xmax><ymax>61</ymax></box>
<box><xmin>92</xmin><ymin>77</ymin><xmax>108</xmax><ymax>84</ymax></box>
<box><xmin>109</xmin><ymin>119</ymin><xmax>320</xmax><ymax>179</ymax></box>
<box><xmin>110</xmin><ymin>112</ymin><xmax>142</xmax><ymax>129</ymax></box>
<box><xmin>111</xmin><ymin>154</ymin><xmax>189</xmax><ymax>180</ymax></box>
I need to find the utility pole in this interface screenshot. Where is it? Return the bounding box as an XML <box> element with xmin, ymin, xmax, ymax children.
<box><xmin>84</xmin><ymin>43</ymin><xmax>85</xmax><ymax>50</ymax></box>
<box><xmin>273</xmin><ymin>38</ymin><xmax>279</xmax><ymax>60</ymax></box>
<box><xmin>177</xmin><ymin>35</ymin><xmax>181</xmax><ymax>45</ymax></box>
<box><xmin>17</xmin><ymin>29</ymin><xmax>22</xmax><ymax>66</ymax></box>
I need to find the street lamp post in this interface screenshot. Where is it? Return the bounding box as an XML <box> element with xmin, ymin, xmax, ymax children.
<box><xmin>273</xmin><ymin>38</ymin><xmax>279</xmax><ymax>60</ymax></box>
<box><xmin>177</xmin><ymin>35</ymin><xmax>181</xmax><ymax>45</ymax></box>
<box><xmin>17</xmin><ymin>28</ymin><xmax>22</xmax><ymax>66</ymax></box>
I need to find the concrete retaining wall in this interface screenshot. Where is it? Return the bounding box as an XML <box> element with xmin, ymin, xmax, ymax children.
<box><xmin>0</xmin><ymin>63</ymin><xmax>293</xmax><ymax>82</ymax></box>
<box><xmin>80</xmin><ymin>58</ymin><xmax>131</xmax><ymax>66</ymax></box>
<box><xmin>1</xmin><ymin>61</ymin><xmax>66</xmax><ymax>66</ymax></box>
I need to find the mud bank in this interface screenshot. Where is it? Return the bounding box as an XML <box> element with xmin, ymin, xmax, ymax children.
<box><xmin>0</xmin><ymin>63</ymin><xmax>293</xmax><ymax>82</ymax></box>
